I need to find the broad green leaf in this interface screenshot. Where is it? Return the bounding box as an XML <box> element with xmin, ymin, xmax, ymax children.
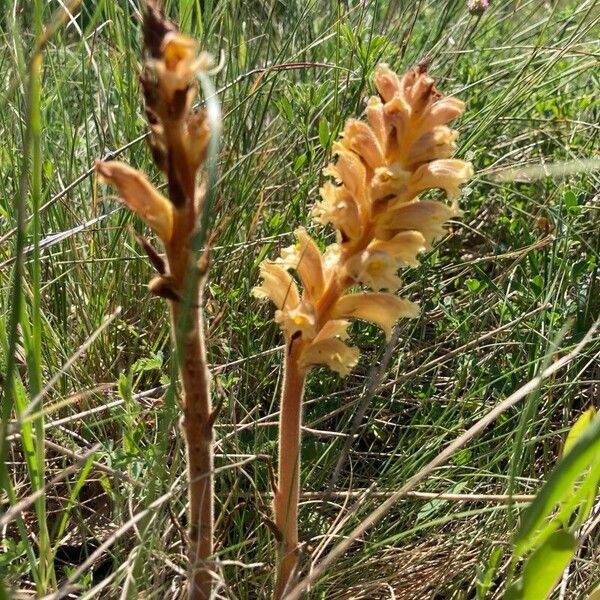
<box><xmin>563</xmin><ymin>408</ymin><xmax>596</xmax><ymax>456</ymax></box>
<box><xmin>118</xmin><ymin>371</ymin><xmax>133</xmax><ymax>403</ymax></box>
<box><xmin>520</xmin><ymin>530</ymin><xmax>575</xmax><ymax>600</ymax></box>
<box><xmin>515</xmin><ymin>413</ymin><xmax>600</xmax><ymax>556</ymax></box>
<box><xmin>132</xmin><ymin>353</ymin><xmax>163</xmax><ymax>374</ymax></box>
<box><xmin>564</xmin><ymin>190</ymin><xmax>578</xmax><ymax>212</ymax></box>
<box><xmin>465</xmin><ymin>278</ymin><xmax>482</xmax><ymax>293</ymax></box>
<box><xmin>275</xmin><ymin>96</ymin><xmax>293</xmax><ymax>122</ymax></box>
<box><xmin>522</xmin><ymin>421</ymin><xmax>600</xmax><ymax>553</ymax></box>
<box><xmin>554</xmin><ymin>458</ymin><xmax>600</xmax><ymax>529</ymax></box>
<box><xmin>293</xmin><ymin>153</ymin><xmax>307</xmax><ymax>172</ymax></box>
<box><xmin>507</xmin><ymin>531</ymin><xmax>576</xmax><ymax>600</ymax></box>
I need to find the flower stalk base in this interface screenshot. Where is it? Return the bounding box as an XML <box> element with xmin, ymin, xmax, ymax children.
<box><xmin>273</xmin><ymin>340</ymin><xmax>307</xmax><ymax>598</ymax></box>
<box><xmin>168</xmin><ymin>268</ymin><xmax>214</xmax><ymax>600</ymax></box>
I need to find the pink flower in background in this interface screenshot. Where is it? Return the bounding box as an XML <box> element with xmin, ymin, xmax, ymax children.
<box><xmin>468</xmin><ymin>0</ymin><xmax>490</xmax><ymax>15</ymax></box>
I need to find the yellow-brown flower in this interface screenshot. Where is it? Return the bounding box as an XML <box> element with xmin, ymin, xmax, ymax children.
<box><xmin>95</xmin><ymin>161</ymin><xmax>173</xmax><ymax>243</ymax></box>
<box><xmin>255</xmin><ymin>64</ymin><xmax>473</xmax><ymax>376</ymax></box>
<box><xmin>253</xmin><ymin>228</ymin><xmax>418</xmax><ymax>375</ymax></box>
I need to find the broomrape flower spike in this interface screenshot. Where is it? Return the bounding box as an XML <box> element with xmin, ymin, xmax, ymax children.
<box><xmin>253</xmin><ymin>63</ymin><xmax>473</xmax><ymax>597</ymax></box>
<box><xmin>95</xmin><ymin>3</ymin><xmax>218</xmax><ymax>600</ymax></box>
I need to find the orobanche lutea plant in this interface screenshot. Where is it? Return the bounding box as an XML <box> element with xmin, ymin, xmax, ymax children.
<box><xmin>93</xmin><ymin>2</ymin><xmax>472</xmax><ymax>595</ymax></box>
<box><xmin>95</xmin><ymin>4</ymin><xmax>218</xmax><ymax>599</ymax></box>
<box><xmin>254</xmin><ymin>64</ymin><xmax>473</xmax><ymax>596</ymax></box>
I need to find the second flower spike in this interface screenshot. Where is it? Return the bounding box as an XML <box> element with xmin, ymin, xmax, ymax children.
<box><xmin>254</xmin><ymin>62</ymin><xmax>473</xmax><ymax>598</ymax></box>
<box><xmin>255</xmin><ymin>63</ymin><xmax>473</xmax><ymax>377</ymax></box>
<box><xmin>95</xmin><ymin>4</ymin><xmax>218</xmax><ymax>599</ymax></box>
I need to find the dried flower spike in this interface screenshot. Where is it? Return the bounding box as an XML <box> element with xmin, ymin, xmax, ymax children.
<box><xmin>95</xmin><ymin>4</ymin><xmax>218</xmax><ymax>599</ymax></box>
<box><xmin>254</xmin><ymin>64</ymin><xmax>473</xmax><ymax>597</ymax></box>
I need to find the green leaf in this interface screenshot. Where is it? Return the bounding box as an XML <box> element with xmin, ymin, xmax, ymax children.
<box><xmin>118</xmin><ymin>372</ymin><xmax>133</xmax><ymax>403</ymax></box>
<box><xmin>12</xmin><ymin>374</ymin><xmax>41</xmax><ymax>489</ymax></box>
<box><xmin>51</xmin><ymin>455</ymin><xmax>95</xmax><ymax>544</ymax></box>
<box><xmin>554</xmin><ymin>458</ymin><xmax>600</xmax><ymax>529</ymax></box>
<box><xmin>275</xmin><ymin>96</ymin><xmax>293</xmax><ymax>122</ymax></box>
<box><xmin>564</xmin><ymin>191</ymin><xmax>578</xmax><ymax>212</ymax></box>
<box><xmin>515</xmin><ymin>412</ymin><xmax>600</xmax><ymax>556</ymax></box>
<box><xmin>340</xmin><ymin>23</ymin><xmax>355</xmax><ymax>46</ymax></box>
<box><xmin>417</xmin><ymin>481</ymin><xmax>467</xmax><ymax>523</ymax></box>
<box><xmin>518</xmin><ymin>530</ymin><xmax>576</xmax><ymax>600</ymax></box>
<box><xmin>476</xmin><ymin>546</ymin><xmax>503</xmax><ymax>599</ymax></box>
<box><xmin>523</xmin><ymin>458</ymin><xmax>600</xmax><ymax>556</ymax></box>
<box><xmin>318</xmin><ymin>116</ymin><xmax>330</xmax><ymax>149</ymax></box>
<box><xmin>132</xmin><ymin>353</ymin><xmax>163</xmax><ymax>374</ymax></box>
<box><xmin>530</xmin><ymin>274</ymin><xmax>544</xmax><ymax>295</ymax></box>
<box><xmin>563</xmin><ymin>408</ymin><xmax>596</xmax><ymax>456</ymax></box>
<box><xmin>465</xmin><ymin>278</ymin><xmax>482</xmax><ymax>293</ymax></box>
<box><xmin>293</xmin><ymin>153</ymin><xmax>307</xmax><ymax>173</ymax></box>
<box><xmin>238</xmin><ymin>32</ymin><xmax>247</xmax><ymax>68</ymax></box>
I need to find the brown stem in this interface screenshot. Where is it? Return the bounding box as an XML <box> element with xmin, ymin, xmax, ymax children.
<box><xmin>166</xmin><ymin>242</ymin><xmax>214</xmax><ymax>600</ymax></box>
<box><xmin>273</xmin><ymin>339</ymin><xmax>307</xmax><ymax>599</ymax></box>
<box><xmin>271</xmin><ymin>255</ymin><xmax>355</xmax><ymax>598</ymax></box>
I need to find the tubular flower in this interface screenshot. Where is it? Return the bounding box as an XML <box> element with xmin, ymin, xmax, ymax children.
<box><xmin>345</xmin><ymin>250</ymin><xmax>402</xmax><ymax>291</ymax></box>
<box><xmin>95</xmin><ymin>161</ymin><xmax>173</xmax><ymax>242</ymax></box>
<box><xmin>151</xmin><ymin>33</ymin><xmax>211</xmax><ymax>101</ymax></box>
<box><xmin>279</xmin><ymin>227</ymin><xmax>326</xmax><ymax>300</ymax></box>
<box><xmin>255</xmin><ymin>64</ymin><xmax>473</xmax><ymax>376</ymax></box>
<box><xmin>253</xmin><ymin>260</ymin><xmax>300</xmax><ymax>311</ymax></box>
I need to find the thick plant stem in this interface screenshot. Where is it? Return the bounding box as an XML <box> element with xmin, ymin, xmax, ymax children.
<box><xmin>95</xmin><ymin>6</ymin><xmax>219</xmax><ymax>597</ymax></box>
<box><xmin>274</xmin><ymin>340</ymin><xmax>307</xmax><ymax>599</ymax></box>
<box><xmin>167</xmin><ymin>244</ymin><xmax>213</xmax><ymax>600</ymax></box>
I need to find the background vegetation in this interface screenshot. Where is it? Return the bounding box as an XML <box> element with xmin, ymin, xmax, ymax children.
<box><xmin>1</xmin><ymin>0</ymin><xmax>599</xmax><ymax>598</ymax></box>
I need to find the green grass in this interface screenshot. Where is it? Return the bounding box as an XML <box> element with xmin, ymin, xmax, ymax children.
<box><xmin>1</xmin><ymin>0</ymin><xmax>599</xmax><ymax>598</ymax></box>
